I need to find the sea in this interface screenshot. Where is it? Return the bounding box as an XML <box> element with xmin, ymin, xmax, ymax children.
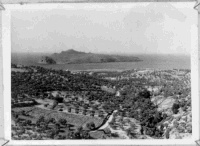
<box><xmin>11</xmin><ymin>53</ymin><xmax>190</xmax><ymax>72</ymax></box>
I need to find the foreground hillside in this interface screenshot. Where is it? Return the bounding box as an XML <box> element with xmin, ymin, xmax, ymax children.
<box><xmin>11</xmin><ymin>64</ymin><xmax>191</xmax><ymax>139</ymax></box>
<box><xmin>39</xmin><ymin>49</ymin><xmax>142</xmax><ymax>64</ymax></box>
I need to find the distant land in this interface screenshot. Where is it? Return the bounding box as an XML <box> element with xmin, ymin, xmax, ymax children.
<box><xmin>39</xmin><ymin>49</ymin><xmax>142</xmax><ymax>64</ymax></box>
<box><xmin>11</xmin><ymin>52</ymin><xmax>190</xmax><ymax>71</ymax></box>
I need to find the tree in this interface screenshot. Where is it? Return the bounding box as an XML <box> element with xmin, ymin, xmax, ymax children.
<box><xmin>83</xmin><ymin>109</ymin><xmax>87</xmax><ymax>115</ymax></box>
<box><xmin>58</xmin><ymin>118</ymin><xmax>67</xmax><ymax>126</ymax></box>
<box><xmin>41</xmin><ymin>123</ymin><xmax>48</xmax><ymax>131</ymax></box>
<box><xmin>66</xmin><ymin>131</ymin><xmax>75</xmax><ymax>139</ymax></box>
<box><xmin>86</xmin><ymin>122</ymin><xmax>96</xmax><ymax>130</ymax></box>
<box><xmin>75</xmin><ymin>108</ymin><xmax>79</xmax><ymax>114</ymax></box>
<box><xmin>80</xmin><ymin>130</ymin><xmax>90</xmax><ymax>139</ymax></box>
<box><xmin>36</xmin><ymin>116</ymin><xmax>45</xmax><ymax>126</ymax></box>
<box><xmin>138</xmin><ymin>89</ymin><xmax>151</xmax><ymax>98</ymax></box>
<box><xmin>68</xmin><ymin>107</ymin><xmax>71</xmax><ymax>113</ymax></box>
<box><xmin>76</xmin><ymin>126</ymin><xmax>83</xmax><ymax>133</ymax></box>
<box><xmin>55</xmin><ymin>123</ymin><xmax>60</xmax><ymax>130</ymax></box>
<box><xmin>48</xmin><ymin>130</ymin><xmax>57</xmax><ymax>139</ymax></box>
<box><xmin>49</xmin><ymin>118</ymin><xmax>57</xmax><ymax>124</ymax></box>
<box><xmin>172</xmin><ymin>103</ymin><xmax>180</xmax><ymax>114</ymax></box>
<box><xmin>26</xmin><ymin>120</ymin><xmax>32</xmax><ymax>125</ymax></box>
<box><xmin>111</xmin><ymin>132</ymin><xmax>119</xmax><ymax>138</ymax></box>
<box><xmin>165</xmin><ymin>128</ymin><xmax>170</xmax><ymax>139</ymax></box>
<box><xmin>126</xmin><ymin>123</ymin><xmax>138</xmax><ymax>139</ymax></box>
<box><xmin>55</xmin><ymin>97</ymin><xmax>64</xmax><ymax>103</ymax></box>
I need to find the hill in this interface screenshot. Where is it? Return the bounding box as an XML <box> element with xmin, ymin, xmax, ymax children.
<box><xmin>39</xmin><ymin>56</ymin><xmax>57</xmax><ymax>64</ymax></box>
<box><xmin>39</xmin><ymin>49</ymin><xmax>142</xmax><ymax>64</ymax></box>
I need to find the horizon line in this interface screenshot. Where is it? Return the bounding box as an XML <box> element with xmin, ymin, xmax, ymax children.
<box><xmin>11</xmin><ymin>51</ymin><xmax>190</xmax><ymax>56</ymax></box>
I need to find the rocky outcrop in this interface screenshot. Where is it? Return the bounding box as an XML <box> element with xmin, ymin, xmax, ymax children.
<box><xmin>39</xmin><ymin>56</ymin><xmax>56</xmax><ymax>64</ymax></box>
<box><xmin>151</xmin><ymin>96</ymin><xmax>176</xmax><ymax>113</ymax></box>
<box><xmin>153</xmin><ymin>95</ymin><xmax>192</xmax><ymax>139</ymax></box>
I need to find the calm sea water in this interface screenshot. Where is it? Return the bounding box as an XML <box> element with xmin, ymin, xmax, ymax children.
<box><xmin>11</xmin><ymin>54</ymin><xmax>190</xmax><ymax>71</ymax></box>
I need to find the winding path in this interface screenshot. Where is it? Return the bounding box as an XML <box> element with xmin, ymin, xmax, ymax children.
<box><xmin>90</xmin><ymin>110</ymin><xmax>118</xmax><ymax>132</ymax></box>
<box><xmin>98</xmin><ymin>110</ymin><xmax>118</xmax><ymax>130</ymax></box>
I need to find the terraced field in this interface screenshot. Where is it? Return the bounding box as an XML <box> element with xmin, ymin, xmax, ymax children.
<box><xmin>12</xmin><ymin>107</ymin><xmax>35</xmax><ymax>113</ymax></box>
<box><xmin>12</xmin><ymin>107</ymin><xmax>103</xmax><ymax>128</ymax></box>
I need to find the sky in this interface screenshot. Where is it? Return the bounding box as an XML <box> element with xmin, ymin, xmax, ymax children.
<box><xmin>11</xmin><ymin>2</ymin><xmax>197</xmax><ymax>55</ymax></box>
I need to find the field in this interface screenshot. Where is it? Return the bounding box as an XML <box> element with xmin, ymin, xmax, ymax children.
<box><xmin>12</xmin><ymin>107</ymin><xmax>103</xmax><ymax>128</ymax></box>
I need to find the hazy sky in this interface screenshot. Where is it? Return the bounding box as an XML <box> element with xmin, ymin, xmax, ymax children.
<box><xmin>11</xmin><ymin>2</ymin><xmax>197</xmax><ymax>55</ymax></box>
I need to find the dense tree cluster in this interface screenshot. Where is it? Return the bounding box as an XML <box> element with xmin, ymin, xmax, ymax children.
<box><xmin>11</xmin><ymin>65</ymin><xmax>111</xmax><ymax>98</ymax></box>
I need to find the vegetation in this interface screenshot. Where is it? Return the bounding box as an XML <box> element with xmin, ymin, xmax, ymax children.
<box><xmin>172</xmin><ymin>103</ymin><xmax>180</xmax><ymax>114</ymax></box>
<box><xmin>11</xmin><ymin>64</ymin><xmax>191</xmax><ymax>140</ymax></box>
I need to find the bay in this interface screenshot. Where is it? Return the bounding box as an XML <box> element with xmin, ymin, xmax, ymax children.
<box><xmin>11</xmin><ymin>54</ymin><xmax>190</xmax><ymax>71</ymax></box>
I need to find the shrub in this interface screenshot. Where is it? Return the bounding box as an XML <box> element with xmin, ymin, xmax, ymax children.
<box><xmin>138</xmin><ymin>89</ymin><xmax>151</xmax><ymax>99</ymax></box>
<box><xmin>86</xmin><ymin>122</ymin><xmax>96</xmax><ymax>130</ymax></box>
<box><xmin>172</xmin><ymin>103</ymin><xmax>180</xmax><ymax>114</ymax></box>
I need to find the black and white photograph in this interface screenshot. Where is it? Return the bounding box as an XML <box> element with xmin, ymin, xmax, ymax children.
<box><xmin>5</xmin><ymin>2</ymin><xmax>198</xmax><ymax>142</ymax></box>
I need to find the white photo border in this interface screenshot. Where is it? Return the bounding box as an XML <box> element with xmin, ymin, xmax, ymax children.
<box><xmin>1</xmin><ymin>2</ymin><xmax>200</xmax><ymax>146</ymax></box>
